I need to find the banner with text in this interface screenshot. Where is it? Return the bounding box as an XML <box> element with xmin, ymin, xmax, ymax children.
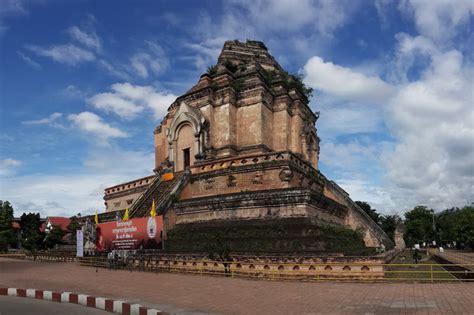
<box><xmin>96</xmin><ymin>216</ymin><xmax>163</xmax><ymax>251</ymax></box>
<box><xmin>76</xmin><ymin>230</ymin><xmax>84</xmax><ymax>257</ymax></box>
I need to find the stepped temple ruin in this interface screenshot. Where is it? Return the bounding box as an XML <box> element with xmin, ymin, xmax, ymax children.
<box><xmin>100</xmin><ymin>40</ymin><xmax>393</xmax><ymax>255</ymax></box>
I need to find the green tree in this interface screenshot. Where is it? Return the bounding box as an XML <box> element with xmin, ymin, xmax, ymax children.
<box><xmin>355</xmin><ymin>201</ymin><xmax>380</xmax><ymax>225</ymax></box>
<box><xmin>44</xmin><ymin>225</ymin><xmax>64</xmax><ymax>249</ymax></box>
<box><xmin>20</xmin><ymin>212</ymin><xmax>44</xmax><ymax>252</ymax></box>
<box><xmin>404</xmin><ymin>206</ymin><xmax>435</xmax><ymax>247</ymax></box>
<box><xmin>67</xmin><ymin>216</ymin><xmax>81</xmax><ymax>243</ymax></box>
<box><xmin>0</xmin><ymin>201</ymin><xmax>16</xmax><ymax>251</ymax></box>
<box><xmin>436</xmin><ymin>206</ymin><xmax>474</xmax><ymax>249</ymax></box>
<box><xmin>457</xmin><ymin>206</ymin><xmax>474</xmax><ymax>249</ymax></box>
<box><xmin>207</xmin><ymin>231</ymin><xmax>232</xmax><ymax>275</ymax></box>
<box><xmin>379</xmin><ymin>214</ymin><xmax>402</xmax><ymax>243</ymax></box>
<box><xmin>436</xmin><ymin>207</ymin><xmax>458</xmax><ymax>245</ymax></box>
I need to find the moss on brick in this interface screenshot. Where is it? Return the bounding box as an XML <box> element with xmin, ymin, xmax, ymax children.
<box><xmin>165</xmin><ymin>218</ymin><xmax>373</xmax><ymax>255</ymax></box>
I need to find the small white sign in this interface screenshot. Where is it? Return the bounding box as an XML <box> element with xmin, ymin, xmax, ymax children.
<box><xmin>414</xmin><ymin>244</ymin><xmax>420</xmax><ymax>249</ymax></box>
<box><xmin>76</xmin><ymin>230</ymin><xmax>84</xmax><ymax>257</ymax></box>
<box><xmin>147</xmin><ymin>217</ymin><xmax>156</xmax><ymax>238</ymax></box>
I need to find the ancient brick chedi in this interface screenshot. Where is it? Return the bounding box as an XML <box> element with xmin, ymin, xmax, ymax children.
<box><xmin>103</xmin><ymin>40</ymin><xmax>393</xmax><ymax>254</ymax></box>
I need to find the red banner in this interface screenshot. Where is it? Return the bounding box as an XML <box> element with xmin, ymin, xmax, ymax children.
<box><xmin>96</xmin><ymin>216</ymin><xmax>163</xmax><ymax>251</ymax></box>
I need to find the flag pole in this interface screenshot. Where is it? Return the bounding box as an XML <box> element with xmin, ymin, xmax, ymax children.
<box><xmin>94</xmin><ymin>210</ymin><xmax>99</xmax><ymax>272</ymax></box>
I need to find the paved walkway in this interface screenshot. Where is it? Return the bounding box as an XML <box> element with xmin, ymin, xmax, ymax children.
<box><xmin>1</xmin><ymin>258</ymin><xmax>473</xmax><ymax>314</ymax></box>
<box><xmin>431</xmin><ymin>250</ymin><xmax>474</xmax><ymax>271</ymax></box>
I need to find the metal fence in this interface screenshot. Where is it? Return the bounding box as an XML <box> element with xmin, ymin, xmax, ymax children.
<box><xmin>77</xmin><ymin>256</ymin><xmax>474</xmax><ymax>282</ymax></box>
<box><xmin>0</xmin><ymin>253</ymin><xmax>25</xmax><ymax>259</ymax></box>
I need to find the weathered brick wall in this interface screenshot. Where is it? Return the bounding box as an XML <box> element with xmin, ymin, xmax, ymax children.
<box><xmin>324</xmin><ymin>181</ymin><xmax>394</xmax><ymax>249</ymax></box>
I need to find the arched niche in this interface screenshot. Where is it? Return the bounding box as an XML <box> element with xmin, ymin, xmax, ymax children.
<box><xmin>167</xmin><ymin>101</ymin><xmax>207</xmax><ymax>171</ymax></box>
<box><xmin>175</xmin><ymin>123</ymin><xmax>194</xmax><ymax>171</ymax></box>
<box><xmin>301</xmin><ymin>122</ymin><xmax>320</xmax><ymax>169</ymax></box>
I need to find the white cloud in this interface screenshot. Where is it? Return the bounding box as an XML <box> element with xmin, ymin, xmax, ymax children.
<box><xmin>1</xmin><ymin>149</ymin><xmax>154</xmax><ymax>217</ymax></box>
<box><xmin>67</xmin><ymin>25</ymin><xmax>101</xmax><ymax>52</ymax></box>
<box><xmin>304</xmin><ymin>30</ymin><xmax>473</xmax><ymax>212</ymax></box>
<box><xmin>184</xmin><ymin>37</ymin><xmax>227</xmax><ymax>71</ymax></box>
<box><xmin>88</xmin><ymin>83</ymin><xmax>177</xmax><ymax>120</ymax></box>
<box><xmin>229</xmin><ymin>0</ymin><xmax>355</xmax><ymax>35</ymax></box>
<box><xmin>0</xmin><ymin>0</ymin><xmax>27</xmax><ymax>16</ymax></box>
<box><xmin>398</xmin><ymin>0</ymin><xmax>474</xmax><ymax>43</ymax></box>
<box><xmin>17</xmin><ymin>51</ymin><xmax>41</xmax><ymax>69</ymax></box>
<box><xmin>83</xmin><ymin>148</ymin><xmax>154</xmax><ymax>176</ymax></box>
<box><xmin>337</xmin><ymin>179</ymin><xmax>397</xmax><ymax>213</ymax></box>
<box><xmin>112</xmin><ymin>83</ymin><xmax>177</xmax><ymax>119</ymax></box>
<box><xmin>98</xmin><ymin>60</ymin><xmax>131</xmax><ymax>81</ymax></box>
<box><xmin>303</xmin><ymin>56</ymin><xmax>395</xmax><ymax>103</ymax></box>
<box><xmin>22</xmin><ymin>112</ymin><xmax>63</xmax><ymax>126</ymax></box>
<box><xmin>0</xmin><ymin>158</ymin><xmax>22</xmax><ymax>176</ymax></box>
<box><xmin>374</xmin><ymin>0</ymin><xmax>394</xmax><ymax>28</ymax></box>
<box><xmin>61</xmin><ymin>85</ymin><xmax>87</xmax><ymax>99</ymax></box>
<box><xmin>0</xmin><ymin>0</ymin><xmax>28</xmax><ymax>34</ymax></box>
<box><xmin>389</xmin><ymin>33</ymin><xmax>438</xmax><ymax>83</ymax></box>
<box><xmin>129</xmin><ymin>41</ymin><xmax>169</xmax><ymax>79</ymax></box>
<box><xmin>3</xmin><ymin>174</ymin><xmax>126</xmax><ymax>217</ymax></box>
<box><xmin>321</xmin><ymin>140</ymin><xmax>390</xmax><ymax>177</ymax></box>
<box><xmin>17</xmin><ymin>15</ymin><xmax>168</xmax><ymax>82</ymax></box>
<box><xmin>68</xmin><ymin>112</ymin><xmax>127</xmax><ymax>140</ymax></box>
<box><xmin>22</xmin><ymin>17</ymin><xmax>102</xmax><ymax>68</ymax></box>
<box><xmin>186</xmin><ymin>0</ymin><xmax>360</xmax><ymax>72</ymax></box>
<box><xmin>27</xmin><ymin>44</ymin><xmax>95</xmax><ymax>66</ymax></box>
<box><xmin>0</xmin><ymin>134</ymin><xmax>14</xmax><ymax>143</ymax></box>
<box><xmin>385</xmin><ymin>46</ymin><xmax>474</xmax><ymax>210</ymax></box>
<box><xmin>130</xmin><ymin>53</ymin><xmax>153</xmax><ymax>78</ymax></box>
<box><xmin>88</xmin><ymin>92</ymin><xmax>144</xmax><ymax>120</ymax></box>
<box><xmin>314</xmin><ymin>99</ymin><xmax>384</xmax><ymax>138</ymax></box>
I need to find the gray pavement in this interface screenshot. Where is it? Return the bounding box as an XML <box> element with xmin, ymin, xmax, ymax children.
<box><xmin>0</xmin><ymin>295</ymin><xmax>109</xmax><ymax>315</ymax></box>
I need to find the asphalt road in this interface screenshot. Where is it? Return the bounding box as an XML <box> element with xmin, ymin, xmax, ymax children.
<box><xmin>0</xmin><ymin>296</ymin><xmax>109</xmax><ymax>315</ymax></box>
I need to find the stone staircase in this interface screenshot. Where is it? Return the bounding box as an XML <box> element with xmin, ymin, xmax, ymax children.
<box><xmin>129</xmin><ymin>170</ymin><xmax>190</xmax><ymax>219</ymax></box>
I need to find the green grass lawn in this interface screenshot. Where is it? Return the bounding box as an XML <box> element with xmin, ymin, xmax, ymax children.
<box><xmin>385</xmin><ymin>250</ymin><xmax>456</xmax><ymax>281</ymax></box>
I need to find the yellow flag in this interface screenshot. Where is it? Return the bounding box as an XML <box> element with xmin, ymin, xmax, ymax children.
<box><xmin>150</xmin><ymin>199</ymin><xmax>156</xmax><ymax>217</ymax></box>
<box><xmin>123</xmin><ymin>208</ymin><xmax>129</xmax><ymax>221</ymax></box>
<box><xmin>94</xmin><ymin>210</ymin><xmax>99</xmax><ymax>224</ymax></box>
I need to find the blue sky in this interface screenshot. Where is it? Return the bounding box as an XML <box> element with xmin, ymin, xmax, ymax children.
<box><xmin>1</xmin><ymin>0</ymin><xmax>473</xmax><ymax>217</ymax></box>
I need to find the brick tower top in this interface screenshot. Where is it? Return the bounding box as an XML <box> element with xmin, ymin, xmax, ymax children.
<box><xmin>217</xmin><ymin>40</ymin><xmax>283</xmax><ymax>72</ymax></box>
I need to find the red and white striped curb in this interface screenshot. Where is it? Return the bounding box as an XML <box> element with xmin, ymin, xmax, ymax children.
<box><xmin>0</xmin><ymin>288</ymin><xmax>164</xmax><ymax>315</ymax></box>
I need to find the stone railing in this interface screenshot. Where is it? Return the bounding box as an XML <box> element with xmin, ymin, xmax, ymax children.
<box><xmin>104</xmin><ymin>175</ymin><xmax>156</xmax><ymax>197</ymax></box>
<box><xmin>24</xmin><ymin>252</ymin><xmax>76</xmax><ymax>263</ymax></box>
<box><xmin>191</xmin><ymin>150</ymin><xmax>321</xmax><ymax>178</ymax></box>
<box><xmin>0</xmin><ymin>253</ymin><xmax>25</xmax><ymax>259</ymax></box>
<box><xmin>78</xmin><ymin>252</ymin><xmax>390</xmax><ymax>280</ymax></box>
<box><xmin>127</xmin><ymin>174</ymin><xmax>164</xmax><ymax>218</ymax></box>
<box><xmin>329</xmin><ymin>180</ymin><xmax>394</xmax><ymax>248</ymax></box>
<box><xmin>129</xmin><ymin>170</ymin><xmax>189</xmax><ymax>218</ymax></box>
